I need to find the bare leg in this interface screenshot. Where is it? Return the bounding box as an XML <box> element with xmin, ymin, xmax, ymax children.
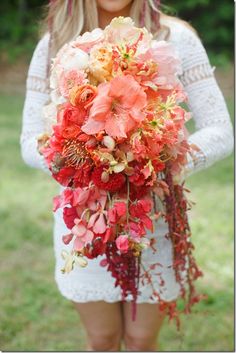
<box><xmin>123</xmin><ymin>302</ymin><xmax>168</xmax><ymax>351</ymax></box>
<box><xmin>72</xmin><ymin>300</ymin><xmax>123</xmax><ymax>351</ymax></box>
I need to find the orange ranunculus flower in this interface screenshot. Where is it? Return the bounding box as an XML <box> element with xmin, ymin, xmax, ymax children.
<box><xmin>69</xmin><ymin>84</ymin><xmax>97</xmax><ymax>109</ymax></box>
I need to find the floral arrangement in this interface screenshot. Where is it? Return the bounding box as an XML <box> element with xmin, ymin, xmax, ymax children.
<box><xmin>38</xmin><ymin>17</ymin><xmax>205</xmax><ymax>330</ymax></box>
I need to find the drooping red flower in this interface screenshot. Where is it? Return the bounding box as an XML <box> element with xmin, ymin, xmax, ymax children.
<box><xmin>92</xmin><ymin>166</ymin><xmax>126</xmax><ymax>192</ymax></box>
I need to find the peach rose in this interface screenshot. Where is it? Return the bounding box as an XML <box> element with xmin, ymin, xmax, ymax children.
<box><xmin>69</xmin><ymin>84</ymin><xmax>97</xmax><ymax>109</ymax></box>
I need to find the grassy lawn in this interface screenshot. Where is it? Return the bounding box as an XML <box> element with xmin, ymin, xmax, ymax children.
<box><xmin>0</xmin><ymin>93</ymin><xmax>234</xmax><ymax>351</ymax></box>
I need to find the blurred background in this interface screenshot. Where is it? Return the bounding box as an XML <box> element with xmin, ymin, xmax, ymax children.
<box><xmin>0</xmin><ymin>0</ymin><xmax>234</xmax><ymax>351</ymax></box>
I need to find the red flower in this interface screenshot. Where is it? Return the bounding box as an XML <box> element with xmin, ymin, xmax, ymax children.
<box><xmin>92</xmin><ymin>166</ymin><xmax>126</xmax><ymax>192</ymax></box>
<box><xmin>128</xmin><ymin>183</ymin><xmax>150</xmax><ymax>201</ymax></box>
<box><xmin>152</xmin><ymin>159</ymin><xmax>165</xmax><ymax>173</ymax></box>
<box><xmin>130</xmin><ymin>199</ymin><xmax>152</xmax><ymax>218</ymax></box>
<box><xmin>73</xmin><ymin>160</ymin><xmax>93</xmax><ymax>187</ymax></box>
<box><xmin>107</xmin><ymin>202</ymin><xmax>127</xmax><ymax>225</ymax></box>
<box><xmin>129</xmin><ymin>164</ymin><xmax>146</xmax><ymax>186</ymax></box>
<box><xmin>129</xmin><ymin>199</ymin><xmax>153</xmax><ymax>232</ymax></box>
<box><xmin>53</xmin><ymin>166</ymin><xmax>75</xmax><ymax>187</ymax></box>
<box><xmin>58</xmin><ymin>103</ymin><xmax>87</xmax><ymax>139</ymax></box>
<box><xmin>63</xmin><ymin>206</ymin><xmax>78</xmax><ymax>229</ymax></box>
<box><xmin>83</xmin><ymin>235</ymin><xmax>107</xmax><ymax>259</ymax></box>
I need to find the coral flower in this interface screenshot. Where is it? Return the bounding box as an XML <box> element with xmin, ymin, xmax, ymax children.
<box><xmin>81</xmin><ymin>75</ymin><xmax>147</xmax><ymax>138</ymax></box>
<box><xmin>57</xmin><ymin>103</ymin><xmax>86</xmax><ymax>139</ymax></box>
<box><xmin>69</xmin><ymin>84</ymin><xmax>97</xmax><ymax>109</ymax></box>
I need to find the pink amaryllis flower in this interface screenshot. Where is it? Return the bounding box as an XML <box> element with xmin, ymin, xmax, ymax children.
<box><xmin>81</xmin><ymin>75</ymin><xmax>147</xmax><ymax>138</ymax></box>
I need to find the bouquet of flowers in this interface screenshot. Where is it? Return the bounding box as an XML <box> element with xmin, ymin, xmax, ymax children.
<box><xmin>38</xmin><ymin>17</ymin><xmax>205</xmax><ymax>329</ymax></box>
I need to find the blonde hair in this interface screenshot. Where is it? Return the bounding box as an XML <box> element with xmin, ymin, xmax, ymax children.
<box><xmin>41</xmin><ymin>0</ymin><xmax>196</xmax><ymax>58</ymax></box>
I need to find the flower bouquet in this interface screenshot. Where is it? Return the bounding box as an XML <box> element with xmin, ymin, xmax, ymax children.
<box><xmin>38</xmin><ymin>17</ymin><xmax>205</xmax><ymax>329</ymax></box>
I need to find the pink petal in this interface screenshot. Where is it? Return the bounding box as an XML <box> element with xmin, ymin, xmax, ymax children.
<box><xmin>141</xmin><ymin>165</ymin><xmax>151</xmax><ymax>179</ymax></box>
<box><xmin>93</xmin><ymin>213</ymin><xmax>107</xmax><ymax>234</ymax></box>
<box><xmin>72</xmin><ymin>222</ymin><xmax>87</xmax><ymax>237</ymax></box>
<box><xmin>73</xmin><ymin>237</ymin><xmax>85</xmax><ymax>251</ymax></box>
<box><xmin>105</xmin><ymin>113</ymin><xmax>128</xmax><ymax>138</ymax></box>
<box><xmin>84</xmin><ymin>229</ymin><xmax>94</xmax><ymax>243</ymax></box>
<box><xmin>89</xmin><ymin>83</ymin><xmax>112</xmax><ymax>121</ymax></box>
<box><xmin>53</xmin><ymin>195</ymin><xmax>61</xmax><ymax>212</ymax></box>
<box><xmin>115</xmin><ymin>202</ymin><xmax>127</xmax><ymax>217</ymax></box>
<box><xmin>103</xmin><ymin>228</ymin><xmax>113</xmax><ymax>243</ymax></box>
<box><xmin>81</xmin><ymin>116</ymin><xmax>105</xmax><ymax>135</ymax></box>
<box><xmin>139</xmin><ymin>199</ymin><xmax>152</xmax><ymax>213</ymax></box>
<box><xmin>110</xmin><ymin>75</ymin><xmax>146</xmax><ymax>110</ymax></box>
<box><xmin>53</xmin><ymin>188</ymin><xmax>73</xmax><ymax>212</ymax></box>
<box><xmin>88</xmin><ymin>212</ymin><xmax>99</xmax><ymax>228</ymax></box>
<box><xmin>141</xmin><ymin>215</ymin><xmax>153</xmax><ymax>231</ymax></box>
<box><xmin>62</xmin><ymin>189</ymin><xmax>74</xmax><ymax>204</ymax></box>
<box><xmin>99</xmin><ymin>192</ymin><xmax>107</xmax><ymax>210</ymax></box>
<box><xmin>129</xmin><ymin>107</ymin><xmax>146</xmax><ymax>122</ymax></box>
<box><xmin>73</xmin><ymin>188</ymin><xmax>90</xmax><ymax>206</ymax></box>
<box><xmin>100</xmin><ymin>258</ymin><xmax>108</xmax><ymax>267</ymax></box>
<box><xmin>62</xmin><ymin>233</ymin><xmax>74</xmax><ymax>245</ymax></box>
<box><xmin>107</xmin><ymin>208</ymin><xmax>116</xmax><ymax>224</ymax></box>
<box><xmin>116</xmin><ymin>235</ymin><xmax>129</xmax><ymax>253</ymax></box>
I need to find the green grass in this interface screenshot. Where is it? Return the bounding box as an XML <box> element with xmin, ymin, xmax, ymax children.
<box><xmin>0</xmin><ymin>93</ymin><xmax>234</xmax><ymax>351</ymax></box>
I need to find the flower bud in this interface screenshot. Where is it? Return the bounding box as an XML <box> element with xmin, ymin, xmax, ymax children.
<box><xmin>101</xmin><ymin>171</ymin><xmax>109</xmax><ymax>182</ymax></box>
<box><xmin>74</xmin><ymin>256</ymin><xmax>88</xmax><ymax>268</ymax></box>
<box><xmin>103</xmin><ymin>135</ymin><xmax>115</xmax><ymax>150</ymax></box>
<box><xmin>113</xmin><ymin>163</ymin><xmax>125</xmax><ymax>173</ymax></box>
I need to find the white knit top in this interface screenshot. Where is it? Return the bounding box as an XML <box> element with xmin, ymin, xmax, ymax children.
<box><xmin>20</xmin><ymin>19</ymin><xmax>234</xmax><ymax>180</ymax></box>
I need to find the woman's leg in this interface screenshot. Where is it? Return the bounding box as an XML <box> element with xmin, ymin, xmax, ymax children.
<box><xmin>72</xmin><ymin>300</ymin><xmax>123</xmax><ymax>351</ymax></box>
<box><xmin>123</xmin><ymin>302</ymin><xmax>168</xmax><ymax>351</ymax></box>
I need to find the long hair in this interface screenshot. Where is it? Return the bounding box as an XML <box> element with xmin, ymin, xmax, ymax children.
<box><xmin>40</xmin><ymin>0</ymin><xmax>166</xmax><ymax>56</ymax></box>
<box><xmin>40</xmin><ymin>0</ymin><xmax>172</xmax><ymax>58</ymax></box>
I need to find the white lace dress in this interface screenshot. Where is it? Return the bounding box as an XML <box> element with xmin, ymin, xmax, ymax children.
<box><xmin>20</xmin><ymin>19</ymin><xmax>234</xmax><ymax>304</ymax></box>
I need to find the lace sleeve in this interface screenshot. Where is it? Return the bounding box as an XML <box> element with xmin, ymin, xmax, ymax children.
<box><xmin>20</xmin><ymin>33</ymin><xmax>51</xmax><ymax>174</ymax></box>
<box><xmin>177</xmin><ymin>26</ymin><xmax>234</xmax><ymax>178</ymax></box>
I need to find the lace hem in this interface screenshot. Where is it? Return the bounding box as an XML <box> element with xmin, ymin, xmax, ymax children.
<box><xmin>54</xmin><ymin>275</ymin><xmax>182</xmax><ymax>304</ymax></box>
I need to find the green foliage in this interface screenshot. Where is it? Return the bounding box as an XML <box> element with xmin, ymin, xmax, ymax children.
<box><xmin>0</xmin><ymin>0</ymin><xmax>47</xmax><ymax>62</ymax></box>
<box><xmin>0</xmin><ymin>90</ymin><xmax>234</xmax><ymax>350</ymax></box>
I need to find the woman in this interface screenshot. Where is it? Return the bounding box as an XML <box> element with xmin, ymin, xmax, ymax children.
<box><xmin>20</xmin><ymin>0</ymin><xmax>234</xmax><ymax>351</ymax></box>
